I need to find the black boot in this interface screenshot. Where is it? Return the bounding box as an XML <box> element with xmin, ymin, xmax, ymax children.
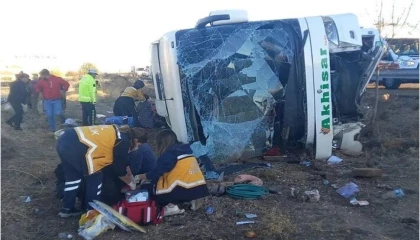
<box><xmin>5</xmin><ymin>119</ymin><xmax>14</xmax><ymax>128</ymax></box>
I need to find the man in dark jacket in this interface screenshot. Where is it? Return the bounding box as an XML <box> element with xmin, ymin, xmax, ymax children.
<box><xmin>113</xmin><ymin>80</ymin><xmax>145</xmax><ymax>127</ymax></box>
<box><xmin>6</xmin><ymin>73</ymin><xmax>31</xmax><ymax>130</ymax></box>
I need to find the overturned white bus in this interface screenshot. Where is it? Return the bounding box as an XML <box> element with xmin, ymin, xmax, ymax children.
<box><xmin>150</xmin><ymin>10</ymin><xmax>385</xmax><ymax>161</ymax></box>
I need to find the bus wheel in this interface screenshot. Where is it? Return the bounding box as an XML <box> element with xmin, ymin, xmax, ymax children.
<box><xmin>383</xmin><ymin>78</ymin><xmax>401</xmax><ymax>89</ymax></box>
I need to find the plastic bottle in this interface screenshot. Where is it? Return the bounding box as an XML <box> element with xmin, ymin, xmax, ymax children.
<box><xmin>382</xmin><ymin>188</ymin><xmax>405</xmax><ymax>199</ymax></box>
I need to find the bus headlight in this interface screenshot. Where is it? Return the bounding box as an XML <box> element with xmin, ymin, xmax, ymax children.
<box><xmin>398</xmin><ymin>60</ymin><xmax>415</xmax><ymax>67</ymax></box>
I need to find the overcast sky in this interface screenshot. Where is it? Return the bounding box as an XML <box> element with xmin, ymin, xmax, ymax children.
<box><xmin>0</xmin><ymin>0</ymin><xmax>418</xmax><ymax>72</ymax></box>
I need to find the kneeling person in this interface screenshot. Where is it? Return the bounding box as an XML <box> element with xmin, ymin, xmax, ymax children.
<box><xmin>56</xmin><ymin>125</ymin><xmax>143</xmax><ymax>218</ymax></box>
<box><xmin>138</xmin><ymin>129</ymin><xmax>209</xmax><ymax>216</ymax></box>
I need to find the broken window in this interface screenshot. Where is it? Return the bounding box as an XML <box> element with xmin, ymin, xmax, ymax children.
<box><xmin>175</xmin><ymin>20</ymin><xmax>306</xmax><ymax>161</ymax></box>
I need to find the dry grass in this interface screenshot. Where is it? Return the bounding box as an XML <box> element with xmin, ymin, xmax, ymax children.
<box><xmin>260</xmin><ymin>208</ymin><xmax>296</xmax><ymax>239</ymax></box>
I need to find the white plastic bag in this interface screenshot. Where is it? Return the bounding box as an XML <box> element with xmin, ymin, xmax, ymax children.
<box><xmin>78</xmin><ymin>214</ymin><xmax>115</xmax><ymax>240</ymax></box>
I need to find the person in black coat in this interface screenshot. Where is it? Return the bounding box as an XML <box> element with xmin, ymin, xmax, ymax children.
<box><xmin>6</xmin><ymin>73</ymin><xmax>31</xmax><ymax>130</ymax></box>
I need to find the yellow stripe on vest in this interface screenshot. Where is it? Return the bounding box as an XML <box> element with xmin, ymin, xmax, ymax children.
<box><xmin>75</xmin><ymin>126</ymin><xmax>117</xmax><ymax>175</ymax></box>
<box><xmin>156</xmin><ymin>155</ymin><xmax>206</xmax><ymax>195</ymax></box>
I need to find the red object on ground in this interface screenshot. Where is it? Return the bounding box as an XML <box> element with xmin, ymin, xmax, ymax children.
<box><xmin>113</xmin><ymin>199</ymin><xmax>163</xmax><ymax>225</ymax></box>
<box><xmin>264</xmin><ymin>146</ymin><xmax>281</xmax><ymax>156</ymax></box>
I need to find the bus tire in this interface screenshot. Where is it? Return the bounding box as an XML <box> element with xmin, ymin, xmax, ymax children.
<box><xmin>383</xmin><ymin>78</ymin><xmax>401</xmax><ymax>89</ymax></box>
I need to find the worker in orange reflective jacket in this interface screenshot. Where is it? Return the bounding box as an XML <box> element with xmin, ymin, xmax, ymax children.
<box><xmin>56</xmin><ymin>125</ymin><xmax>144</xmax><ymax>218</ymax></box>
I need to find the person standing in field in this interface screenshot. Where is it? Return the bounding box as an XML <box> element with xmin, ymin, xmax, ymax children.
<box><xmin>35</xmin><ymin>69</ymin><xmax>69</xmax><ymax>132</ymax></box>
<box><xmin>6</xmin><ymin>73</ymin><xmax>31</xmax><ymax>130</ymax></box>
<box><xmin>78</xmin><ymin>69</ymin><xmax>98</xmax><ymax>126</ymax></box>
<box><xmin>29</xmin><ymin>74</ymin><xmax>39</xmax><ymax>114</ymax></box>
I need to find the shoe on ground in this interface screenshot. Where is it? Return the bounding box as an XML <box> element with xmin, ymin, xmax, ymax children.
<box><xmin>58</xmin><ymin>208</ymin><xmax>82</xmax><ymax>218</ymax></box>
<box><xmin>6</xmin><ymin>120</ymin><xmax>13</xmax><ymax>127</ymax></box>
<box><xmin>163</xmin><ymin>205</ymin><xmax>185</xmax><ymax>217</ymax></box>
<box><xmin>190</xmin><ymin>198</ymin><xmax>203</xmax><ymax>211</ymax></box>
<box><xmin>14</xmin><ymin>127</ymin><xmax>23</xmax><ymax>131</ymax></box>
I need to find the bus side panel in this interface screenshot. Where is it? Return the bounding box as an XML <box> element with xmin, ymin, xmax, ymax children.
<box><xmin>150</xmin><ymin>42</ymin><xmax>168</xmax><ymax>117</ymax></box>
<box><xmin>159</xmin><ymin>32</ymin><xmax>189</xmax><ymax>143</ymax></box>
<box><xmin>297</xmin><ymin>18</ymin><xmax>315</xmax><ymax>150</ymax></box>
<box><xmin>305</xmin><ymin>17</ymin><xmax>333</xmax><ymax>160</ymax></box>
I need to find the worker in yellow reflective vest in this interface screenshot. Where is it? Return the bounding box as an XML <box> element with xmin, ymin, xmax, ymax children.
<box><xmin>137</xmin><ymin>129</ymin><xmax>209</xmax><ymax>216</ymax></box>
<box><xmin>56</xmin><ymin>125</ymin><xmax>144</xmax><ymax>218</ymax></box>
<box><xmin>78</xmin><ymin>69</ymin><xmax>98</xmax><ymax>126</ymax></box>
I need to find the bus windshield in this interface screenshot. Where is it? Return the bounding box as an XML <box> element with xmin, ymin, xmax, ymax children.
<box><xmin>387</xmin><ymin>38</ymin><xmax>419</xmax><ymax>56</ymax></box>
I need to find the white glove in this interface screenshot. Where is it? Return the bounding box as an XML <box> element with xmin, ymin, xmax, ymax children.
<box><xmin>128</xmin><ymin>181</ymin><xmax>136</xmax><ymax>190</ymax></box>
<box><xmin>134</xmin><ymin>175</ymin><xmax>140</xmax><ymax>184</ymax></box>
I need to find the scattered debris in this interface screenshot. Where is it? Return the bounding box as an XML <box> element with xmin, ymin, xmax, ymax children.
<box><xmin>336</xmin><ymin>182</ymin><xmax>359</xmax><ymax>199</ymax></box>
<box><xmin>58</xmin><ymin>232</ymin><xmax>73</xmax><ymax>239</ymax></box>
<box><xmin>291</xmin><ymin>188</ymin><xmax>320</xmax><ymax>202</ymax></box>
<box><xmin>352</xmin><ymin>168</ymin><xmax>383</xmax><ymax>178</ymax></box>
<box><xmin>78</xmin><ymin>214</ymin><xmax>115</xmax><ymax>240</ymax></box>
<box><xmin>301</xmin><ymin>160</ymin><xmax>311</xmax><ymax>167</ymax></box>
<box><xmin>304</xmin><ymin>190</ymin><xmax>321</xmax><ymax>202</ymax></box>
<box><xmin>327</xmin><ymin>155</ymin><xmax>343</xmax><ymax>165</ymax></box>
<box><xmin>244</xmin><ymin>230</ymin><xmax>257</xmax><ymax>238</ymax></box>
<box><xmin>244</xmin><ymin>213</ymin><xmax>257</xmax><ymax>219</ymax></box>
<box><xmin>349</xmin><ymin>197</ymin><xmax>369</xmax><ymax>206</ymax></box>
<box><xmin>205</xmin><ymin>206</ymin><xmax>214</xmax><ymax>215</ymax></box>
<box><xmin>34</xmin><ymin>208</ymin><xmax>40</xmax><ymax>214</ymax></box>
<box><xmin>236</xmin><ymin>221</ymin><xmax>255</xmax><ymax>225</ymax></box>
<box><xmin>323</xmin><ymin>179</ymin><xmax>329</xmax><ymax>185</ymax></box>
<box><xmin>382</xmin><ymin>188</ymin><xmax>405</xmax><ymax>199</ymax></box>
<box><xmin>331</xmin><ymin>184</ymin><xmax>339</xmax><ymax>189</ymax></box>
<box><xmin>290</xmin><ymin>188</ymin><xmax>300</xmax><ymax>198</ymax></box>
<box><xmin>376</xmin><ymin>183</ymin><xmax>393</xmax><ymax>190</ymax></box>
<box><xmin>96</xmin><ymin>114</ymin><xmax>106</xmax><ymax>118</ymax></box>
<box><xmin>208</xmin><ymin>184</ymin><xmax>226</xmax><ymax>196</ymax></box>
<box><xmin>25</xmin><ymin>196</ymin><xmax>31</xmax><ymax>203</ymax></box>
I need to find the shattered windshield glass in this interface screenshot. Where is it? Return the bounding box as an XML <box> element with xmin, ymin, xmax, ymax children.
<box><xmin>176</xmin><ymin>20</ymin><xmax>306</xmax><ymax>161</ymax></box>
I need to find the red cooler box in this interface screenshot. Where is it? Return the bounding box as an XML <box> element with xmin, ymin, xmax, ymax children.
<box><xmin>113</xmin><ymin>194</ymin><xmax>163</xmax><ymax>225</ymax></box>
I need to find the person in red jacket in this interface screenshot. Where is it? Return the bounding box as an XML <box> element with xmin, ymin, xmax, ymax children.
<box><xmin>35</xmin><ymin>69</ymin><xmax>70</xmax><ymax>132</ymax></box>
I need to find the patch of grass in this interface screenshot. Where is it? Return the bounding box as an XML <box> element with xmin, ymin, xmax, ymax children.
<box><xmin>261</xmin><ymin>207</ymin><xmax>296</xmax><ymax>239</ymax></box>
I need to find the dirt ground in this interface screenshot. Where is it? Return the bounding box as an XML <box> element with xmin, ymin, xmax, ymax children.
<box><xmin>1</xmin><ymin>78</ymin><xmax>418</xmax><ymax>240</ymax></box>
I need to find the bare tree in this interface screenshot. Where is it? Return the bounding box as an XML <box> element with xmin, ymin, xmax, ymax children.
<box><xmin>370</xmin><ymin>0</ymin><xmax>418</xmax><ymax>124</ymax></box>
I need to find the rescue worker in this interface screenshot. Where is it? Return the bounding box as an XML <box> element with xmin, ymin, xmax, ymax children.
<box><xmin>6</xmin><ymin>73</ymin><xmax>31</xmax><ymax>130</ymax></box>
<box><xmin>137</xmin><ymin>129</ymin><xmax>209</xmax><ymax>216</ymax></box>
<box><xmin>79</xmin><ymin>69</ymin><xmax>98</xmax><ymax>126</ymax></box>
<box><xmin>56</xmin><ymin>125</ymin><xmax>142</xmax><ymax>218</ymax></box>
<box><xmin>113</xmin><ymin>80</ymin><xmax>145</xmax><ymax>127</ymax></box>
<box><xmin>35</xmin><ymin>69</ymin><xmax>69</xmax><ymax>132</ymax></box>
